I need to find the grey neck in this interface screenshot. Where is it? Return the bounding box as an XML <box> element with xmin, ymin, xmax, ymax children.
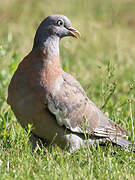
<box><xmin>33</xmin><ymin>35</ymin><xmax>60</xmax><ymax>58</ymax></box>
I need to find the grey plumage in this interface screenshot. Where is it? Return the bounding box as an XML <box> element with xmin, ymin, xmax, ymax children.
<box><xmin>7</xmin><ymin>14</ymin><xmax>134</xmax><ymax>152</ymax></box>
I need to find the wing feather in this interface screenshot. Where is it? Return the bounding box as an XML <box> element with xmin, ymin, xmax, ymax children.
<box><xmin>47</xmin><ymin>72</ymin><xmax>129</xmax><ymax>138</ymax></box>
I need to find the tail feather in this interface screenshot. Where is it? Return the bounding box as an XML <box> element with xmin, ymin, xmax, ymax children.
<box><xmin>112</xmin><ymin>137</ymin><xmax>135</xmax><ymax>151</ymax></box>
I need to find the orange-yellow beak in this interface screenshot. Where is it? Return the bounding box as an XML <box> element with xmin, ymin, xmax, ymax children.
<box><xmin>67</xmin><ymin>27</ymin><xmax>81</xmax><ymax>39</ymax></box>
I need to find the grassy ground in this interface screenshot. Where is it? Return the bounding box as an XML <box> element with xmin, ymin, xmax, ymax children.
<box><xmin>0</xmin><ymin>0</ymin><xmax>135</xmax><ymax>179</ymax></box>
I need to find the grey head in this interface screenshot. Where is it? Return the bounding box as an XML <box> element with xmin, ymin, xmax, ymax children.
<box><xmin>33</xmin><ymin>14</ymin><xmax>80</xmax><ymax>50</ymax></box>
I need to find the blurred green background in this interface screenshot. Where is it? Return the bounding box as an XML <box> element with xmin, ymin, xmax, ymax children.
<box><xmin>0</xmin><ymin>0</ymin><xmax>135</xmax><ymax>179</ymax></box>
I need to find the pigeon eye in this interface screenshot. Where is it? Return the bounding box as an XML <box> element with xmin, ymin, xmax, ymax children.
<box><xmin>57</xmin><ymin>19</ymin><xmax>64</xmax><ymax>26</ymax></box>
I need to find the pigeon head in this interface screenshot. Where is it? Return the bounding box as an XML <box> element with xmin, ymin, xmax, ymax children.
<box><xmin>33</xmin><ymin>15</ymin><xmax>80</xmax><ymax>49</ymax></box>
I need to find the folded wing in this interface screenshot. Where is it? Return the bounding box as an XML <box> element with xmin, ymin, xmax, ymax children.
<box><xmin>47</xmin><ymin>71</ymin><xmax>129</xmax><ymax>140</ymax></box>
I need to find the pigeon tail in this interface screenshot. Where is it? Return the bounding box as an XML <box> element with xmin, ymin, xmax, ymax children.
<box><xmin>112</xmin><ymin>136</ymin><xmax>135</xmax><ymax>151</ymax></box>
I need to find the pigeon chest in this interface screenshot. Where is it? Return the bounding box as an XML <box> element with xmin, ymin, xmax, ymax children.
<box><xmin>42</xmin><ymin>56</ymin><xmax>62</xmax><ymax>91</ymax></box>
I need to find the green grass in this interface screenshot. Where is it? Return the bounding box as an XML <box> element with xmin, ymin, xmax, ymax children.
<box><xmin>0</xmin><ymin>0</ymin><xmax>135</xmax><ymax>179</ymax></box>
